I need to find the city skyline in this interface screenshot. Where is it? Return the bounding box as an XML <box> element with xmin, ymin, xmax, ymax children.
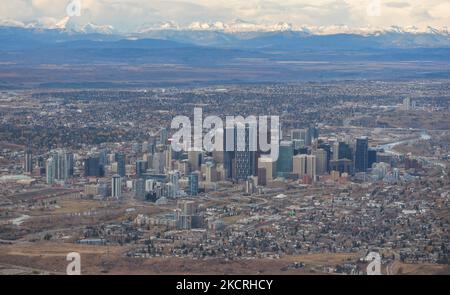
<box><xmin>0</xmin><ymin>0</ymin><xmax>449</xmax><ymax>280</ymax></box>
<box><xmin>1</xmin><ymin>83</ymin><xmax>448</xmax><ymax>275</ymax></box>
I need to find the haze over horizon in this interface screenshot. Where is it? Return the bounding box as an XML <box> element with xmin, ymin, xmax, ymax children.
<box><xmin>0</xmin><ymin>0</ymin><xmax>449</xmax><ymax>33</ymax></box>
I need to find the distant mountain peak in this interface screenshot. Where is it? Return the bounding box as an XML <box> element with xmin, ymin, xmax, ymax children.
<box><xmin>0</xmin><ymin>19</ymin><xmax>26</xmax><ymax>28</ymax></box>
<box><xmin>0</xmin><ymin>18</ymin><xmax>115</xmax><ymax>35</ymax></box>
<box><xmin>132</xmin><ymin>21</ymin><xmax>450</xmax><ymax>36</ymax></box>
<box><xmin>55</xmin><ymin>16</ymin><xmax>71</xmax><ymax>30</ymax></box>
<box><xmin>80</xmin><ymin>22</ymin><xmax>115</xmax><ymax>34</ymax></box>
<box><xmin>1</xmin><ymin>18</ymin><xmax>449</xmax><ymax>38</ymax></box>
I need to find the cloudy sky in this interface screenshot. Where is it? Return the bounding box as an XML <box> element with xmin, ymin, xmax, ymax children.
<box><xmin>0</xmin><ymin>0</ymin><xmax>449</xmax><ymax>32</ymax></box>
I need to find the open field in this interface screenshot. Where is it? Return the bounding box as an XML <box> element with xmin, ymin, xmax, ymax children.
<box><xmin>390</xmin><ymin>261</ymin><xmax>450</xmax><ymax>275</ymax></box>
<box><xmin>0</xmin><ymin>242</ymin><xmax>349</xmax><ymax>275</ymax></box>
<box><xmin>0</xmin><ymin>242</ymin><xmax>448</xmax><ymax>275</ymax></box>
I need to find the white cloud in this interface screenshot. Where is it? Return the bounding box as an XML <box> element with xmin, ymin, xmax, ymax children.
<box><xmin>0</xmin><ymin>0</ymin><xmax>448</xmax><ymax>32</ymax></box>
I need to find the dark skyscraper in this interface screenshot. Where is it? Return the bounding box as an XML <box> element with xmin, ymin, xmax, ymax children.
<box><xmin>338</xmin><ymin>142</ymin><xmax>352</xmax><ymax>160</ymax></box>
<box><xmin>134</xmin><ymin>178</ymin><xmax>146</xmax><ymax>200</ymax></box>
<box><xmin>330</xmin><ymin>159</ymin><xmax>353</xmax><ymax>174</ymax></box>
<box><xmin>223</xmin><ymin>126</ymin><xmax>234</xmax><ymax>180</ymax></box>
<box><xmin>223</xmin><ymin>124</ymin><xmax>257</xmax><ymax>181</ymax></box>
<box><xmin>67</xmin><ymin>153</ymin><xmax>74</xmax><ymax>177</ymax></box>
<box><xmin>24</xmin><ymin>138</ymin><xmax>33</xmax><ymax>174</ymax></box>
<box><xmin>188</xmin><ymin>172</ymin><xmax>199</xmax><ymax>196</ymax></box>
<box><xmin>24</xmin><ymin>148</ymin><xmax>33</xmax><ymax>174</ymax></box>
<box><xmin>159</xmin><ymin>128</ymin><xmax>168</xmax><ymax>145</ymax></box>
<box><xmin>115</xmin><ymin>153</ymin><xmax>126</xmax><ymax>177</ymax></box>
<box><xmin>135</xmin><ymin>160</ymin><xmax>148</xmax><ymax>178</ymax></box>
<box><xmin>257</xmin><ymin>167</ymin><xmax>267</xmax><ymax>186</ymax></box>
<box><xmin>277</xmin><ymin>141</ymin><xmax>294</xmax><ymax>176</ymax></box>
<box><xmin>368</xmin><ymin>148</ymin><xmax>377</xmax><ymax>169</ymax></box>
<box><xmin>355</xmin><ymin>137</ymin><xmax>369</xmax><ymax>172</ymax></box>
<box><xmin>233</xmin><ymin>123</ymin><xmax>256</xmax><ymax>181</ymax></box>
<box><xmin>308</xmin><ymin>126</ymin><xmax>319</xmax><ymax>143</ymax></box>
<box><xmin>84</xmin><ymin>155</ymin><xmax>104</xmax><ymax>177</ymax></box>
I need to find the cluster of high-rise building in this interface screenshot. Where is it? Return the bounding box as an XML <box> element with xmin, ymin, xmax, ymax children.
<box><xmin>175</xmin><ymin>200</ymin><xmax>203</xmax><ymax>230</ymax></box>
<box><xmin>21</xmin><ymin>123</ymin><xmax>383</xmax><ymax>202</ymax></box>
<box><xmin>403</xmin><ymin>97</ymin><xmax>416</xmax><ymax>111</ymax></box>
<box><xmin>45</xmin><ymin>149</ymin><xmax>74</xmax><ymax>185</ymax></box>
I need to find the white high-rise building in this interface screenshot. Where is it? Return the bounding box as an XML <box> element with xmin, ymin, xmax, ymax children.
<box><xmin>393</xmin><ymin>168</ymin><xmax>400</xmax><ymax>181</ymax></box>
<box><xmin>152</xmin><ymin>152</ymin><xmax>166</xmax><ymax>174</ymax></box>
<box><xmin>293</xmin><ymin>155</ymin><xmax>307</xmax><ymax>178</ymax></box>
<box><xmin>306</xmin><ymin>155</ymin><xmax>316</xmax><ymax>181</ymax></box>
<box><xmin>291</xmin><ymin>129</ymin><xmax>311</xmax><ymax>146</ymax></box>
<box><xmin>112</xmin><ymin>175</ymin><xmax>122</xmax><ymax>199</ymax></box>
<box><xmin>403</xmin><ymin>97</ymin><xmax>414</xmax><ymax>111</ymax></box>
<box><xmin>258</xmin><ymin>157</ymin><xmax>275</xmax><ymax>183</ymax></box>
<box><xmin>372</xmin><ymin>162</ymin><xmax>389</xmax><ymax>180</ymax></box>
<box><xmin>165</xmin><ymin>147</ymin><xmax>173</xmax><ymax>172</ymax></box>
<box><xmin>332</xmin><ymin>141</ymin><xmax>340</xmax><ymax>161</ymax></box>
<box><xmin>46</xmin><ymin>149</ymin><xmax>73</xmax><ymax>184</ymax></box>
<box><xmin>46</xmin><ymin>158</ymin><xmax>56</xmax><ymax>184</ymax></box>
<box><xmin>293</xmin><ymin>154</ymin><xmax>316</xmax><ymax>181</ymax></box>
<box><xmin>145</xmin><ymin>179</ymin><xmax>156</xmax><ymax>192</ymax></box>
<box><xmin>205</xmin><ymin>163</ymin><xmax>217</xmax><ymax>183</ymax></box>
<box><xmin>168</xmin><ymin>170</ymin><xmax>180</xmax><ymax>197</ymax></box>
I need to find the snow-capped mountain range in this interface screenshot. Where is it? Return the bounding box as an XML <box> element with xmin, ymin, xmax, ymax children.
<box><xmin>1</xmin><ymin>18</ymin><xmax>449</xmax><ymax>36</ymax></box>
<box><xmin>138</xmin><ymin>20</ymin><xmax>449</xmax><ymax>36</ymax></box>
<box><xmin>1</xmin><ymin>17</ymin><xmax>450</xmax><ymax>50</ymax></box>
<box><xmin>0</xmin><ymin>18</ymin><xmax>115</xmax><ymax>35</ymax></box>
<box><xmin>1</xmin><ymin>18</ymin><xmax>450</xmax><ymax>86</ymax></box>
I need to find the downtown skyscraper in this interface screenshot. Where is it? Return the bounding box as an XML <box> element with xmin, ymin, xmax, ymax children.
<box><xmin>355</xmin><ymin>137</ymin><xmax>369</xmax><ymax>173</ymax></box>
<box><xmin>46</xmin><ymin>149</ymin><xmax>73</xmax><ymax>184</ymax></box>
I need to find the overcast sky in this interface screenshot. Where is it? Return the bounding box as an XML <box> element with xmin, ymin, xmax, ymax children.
<box><xmin>0</xmin><ymin>0</ymin><xmax>449</xmax><ymax>32</ymax></box>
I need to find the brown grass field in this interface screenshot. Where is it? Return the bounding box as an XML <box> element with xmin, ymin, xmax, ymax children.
<box><xmin>1</xmin><ymin>242</ymin><xmax>448</xmax><ymax>275</ymax></box>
